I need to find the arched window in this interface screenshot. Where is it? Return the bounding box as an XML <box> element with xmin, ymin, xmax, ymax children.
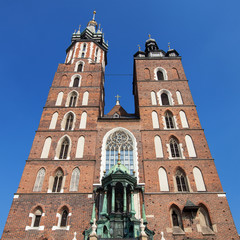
<box><xmin>33</xmin><ymin>208</ymin><xmax>43</xmax><ymax>227</ymax></box>
<box><xmin>151</xmin><ymin>91</ymin><xmax>157</xmax><ymax>105</ymax></box>
<box><xmin>56</xmin><ymin>92</ymin><xmax>63</xmax><ymax>106</ymax></box>
<box><xmin>169</xmin><ymin>138</ymin><xmax>181</xmax><ymax>158</ymax></box>
<box><xmin>33</xmin><ymin>168</ymin><xmax>45</xmax><ymax>192</ymax></box>
<box><xmin>81</xmin><ymin>43</ymin><xmax>86</xmax><ymax>58</ymax></box>
<box><xmin>152</xmin><ymin>111</ymin><xmax>159</xmax><ymax>128</ymax></box>
<box><xmin>59</xmin><ymin>138</ymin><xmax>70</xmax><ymax>159</ymax></box>
<box><xmin>70</xmin><ymin>168</ymin><xmax>80</xmax><ymax>191</ymax></box>
<box><xmin>179</xmin><ymin>111</ymin><xmax>189</xmax><ymax>128</ymax></box>
<box><xmin>41</xmin><ymin>137</ymin><xmax>52</xmax><ymax>158</ymax></box>
<box><xmin>157</xmin><ymin>70</ymin><xmax>164</xmax><ymax>80</ymax></box>
<box><xmin>165</xmin><ymin>111</ymin><xmax>175</xmax><ymax>129</ymax></box>
<box><xmin>198</xmin><ymin>205</ymin><xmax>213</xmax><ymax>233</ymax></box>
<box><xmin>175</xmin><ymin>168</ymin><xmax>189</xmax><ymax>192</ymax></box>
<box><xmin>73</xmin><ymin>77</ymin><xmax>79</xmax><ymax>87</ymax></box>
<box><xmin>158</xmin><ymin>167</ymin><xmax>169</xmax><ymax>191</ymax></box>
<box><xmin>82</xmin><ymin>91</ymin><xmax>89</xmax><ymax>105</ymax></box>
<box><xmin>65</xmin><ymin>113</ymin><xmax>74</xmax><ymax>130</ymax></box>
<box><xmin>185</xmin><ymin>135</ymin><xmax>196</xmax><ymax>157</ymax></box>
<box><xmin>144</xmin><ymin>68</ymin><xmax>150</xmax><ymax>79</ymax></box>
<box><xmin>79</xmin><ymin>112</ymin><xmax>87</xmax><ymax>129</ymax></box>
<box><xmin>52</xmin><ymin>169</ymin><xmax>63</xmax><ymax>192</ymax></box>
<box><xmin>95</xmin><ymin>47</ymin><xmax>99</xmax><ymax>62</ymax></box>
<box><xmin>154</xmin><ymin>135</ymin><xmax>163</xmax><ymax>158</ymax></box>
<box><xmin>60</xmin><ymin>209</ymin><xmax>68</xmax><ymax>227</ymax></box>
<box><xmin>76</xmin><ymin>136</ymin><xmax>85</xmax><ymax>158</ymax></box>
<box><xmin>77</xmin><ymin>63</ymin><xmax>83</xmax><ymax>72</ymax></box>
<box><xmin>176</xmin><ymin>91</ymin><xmax>183</xmax><ymax>104</ymax></box>
<box><xmin>172</xmin><ymin>67</ymin><xmax>180</xmax><ymax>79</ymax></box>
<box><xmin>69</xmin><ymin>92</ymin><xmax>77</xmax><ymax>107</ymax></box>
<box><xmin>49</xmin><ymin>112</ymin><xmax>58</xmax><ymax>129</ymax></box>
<box><xmin>105</xmin><ymin>130</ymin><xmax>134</xmax><ymax>174</ymax></box>
<box><xmin>193</xmin><ymin>167</ymin><xmax>206</xmax><ymax>191</ymax></box>
<box><xmin>170</xmin><ymin>206</ymin><xmax>183</xmax><ymax>230</ymax></box>
<box><xmin>161</xmin><ymin>93</ymin><xmax>169</xmax><ymax>105</ymax></box>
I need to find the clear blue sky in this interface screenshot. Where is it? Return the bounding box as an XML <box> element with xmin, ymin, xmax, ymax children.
<box><xmin>1</xmin><ymin>0</ymin><xmax>240</xmax><ymax>237</ymax></box>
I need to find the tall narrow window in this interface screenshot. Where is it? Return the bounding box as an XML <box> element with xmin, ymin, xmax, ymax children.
<box><xmin>165</xmin><ymin>111</ymin><xmax>175</xmax><ymax>129</ymax></box>
<box><xmin>170</xmin><ymin>206</ymin><xmax>183</xmax><ymax>229</ymax></box>
<box><xmin>144</xmin><ymin>68</ymin><xmax>150</xmax><ymax>79</ymax></box>
<box><xmin>70</xmin><ymin>168</ymin><xmax>80</xmax><ymax>191</ymax></box>
<box><xmin>59</xmin><ymin>138</ymin><xmax>70</xmax><ymax>159</ymax></box>
<box><xmin>79</xmin><ymin>112</ymin><xmax>87</xmax><ymax>129</ymax></box>
<box><xmin>198</xmin><ymin>206</ymin><xmax>213</xmax><ymax>231</ymax></box>
<box><xmin>76</xmin><ymin>136</ymin><xmax>85</xmax><ymax>158</ymax></box>
<box><xmin>179</xmin><ymin>111</ymin><xmax>189</xmax><ymax>128</ymax></box>
<box><xmin>185</xmin><ymin>135</ymin><xmax>196</xmax><ymax>157</ymax></box>
<box><xmin>151</xmin><ymin>91</ymin><xmax>157</xmax><ymax>105</ymax></box>
<box><xmin>95</xmin><ymin>47</ymin><xmax>99</xmax><ymax>62</ymax></box>
<box><xmin>73</xmin><ymin>77</ymin><xmax>79</xmax><ymax>87</ymax></box>
<box><xmin>169</xmin><ymin>138</ymin><xmax>181</xmax><ymax>158</ymax></box>
<box><xmin>77</xmin><ymin>63</ymin><xmax>83</xmax><ymax>72</ymax></box>
<box><xmin>56</xmin><ymin>92</ymin><xmax>63</xmax><ymax>106</ymax></box>
<box><xmin>41</xmin><ymin>137</ymin><xmax>52</xmax><ymax>158</ymax></box>
<box><xmin>33</xmin><ymin>209</ymin><xmax>42</xmax><ymax>227</ymax></box>
<box><xmin>157</xmin><ymin>70</ymin><xmax>164</xmax><ymax>80</ymax></box>
<box><xmin>65</xmin><ymin>113</ymin><xmax>74</xmax><ymax>130</ymax></box>
<box><xmin>69</xmin><ymin>92</ymin><xmax>77</xmax><ymax>107</ymax></box>
<box><xmin>52</xmin><ymin>169</ymin><xmax>63</xmax><ymax>192</ymax></box>
<box><xmin>60</xmin><ymin>209</ymin><xmax>68</xmax><ymax>227</ymax></box>
<box><xmin>193</xmin><ymin>167</ymin><xmax>206</xmax><ymax>191</ymax></box>
<box><xmin>83</xmin><ymin>43</ymin><xmax>86</xmax><ymax>52</ymax></box>
<box><xmin>176</xmin><ymin>91</ymin><xmax>183</xmax><ymax>104</ymax></box>
<box><xmin>158</xmin><ymin>167</ymin><xmax>169</xmax><ymax>191</ymax></box>
<box><xmin>33</xmin><ymin>168</ymin><xmax>46</xmax><ymax>192</ymax></box>
<box><xmin>152</xmin><ymin>111</ymin><xmax>159</xmax><ymax>128</ymax></box>
<box><xmin>175</xmin><ymin>169</ymin><xmax>189</xmax><ymax>192</ymax></box>
<box><xmin>154</xmin><ymin>136</ymin><xmax>163</xmax><ymax>158</ymax></box>
<box><xmin>49</xmin><ymin>112</ymin><xmax>58</xmax><ymax>129</ymax></box>
<box><xmin>82</xmin><ymin>91</ymin><xmax>89</xmax><ymax>105</ymax></box>
<box><xmin>161</xmin><ymin>93</ymin><xmax>169</xmax><ymax>105</ymax></box>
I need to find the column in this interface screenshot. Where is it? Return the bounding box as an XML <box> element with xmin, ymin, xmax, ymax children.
<box><xmin>101</xmin><ymin>191</ymin><xmax>108</xmax><ymax>216</ymax></box>
<box><xmin>130</xmin><ymin>191</ymin><xmax>136</xmax><ymax>215</ymax></box>
<box><xmin>123</xmin><ymin>186</ymin><xmax>127</xmax><ymax>213</ymax></box>
<box><xmin>111</xmin><ymin>186</ymin><xmax>115</xmax><ymax>212</ymax></box>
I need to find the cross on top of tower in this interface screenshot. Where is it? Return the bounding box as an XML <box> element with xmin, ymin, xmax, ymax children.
<box><xmin>115</xmin><ymin>94</ymin><xmax>121</xmax><ymax>105</ymax></box>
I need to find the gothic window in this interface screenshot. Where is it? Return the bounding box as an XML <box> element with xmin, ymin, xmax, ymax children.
<box><xmin>77</xmin><ymin>63</ymin><xmax>83</xmax><ymax>72</ymax></box>
<box><xmin>79</xmin><ymin>112</ymin><xmax>87</xmax><ymax>129</ymax></box>
<box><xmin>82</xmin><ymin>91</ymin><xmax>89</xmax><ymax>105</ymax></box>
<box><xmin>41</xmin><ymin>137</ymin><xmax>52</xmax><ymax>158</ymax></box>
<box><xmin>70</xmin><ymin>168</ymin><xmax>80</xmax><ymax>191</ymax></box>
<box><xmin>151</xmin><ymin>91</ymin><xmax>157</xmax><ymax>105</ymax></box>
<box><xmin>65</xmin><ymin>113</ymin><xmax>74</xmax><ymax>130</ymax></box>
<box><xmin>83</xmin><ymin>43</ymin><xmax>86</xmax><ymax>52</ymax></box>
<box><xmin>76</xmin><ymin>136</ymin><xmax>85</xmax><ymax>158</ymax></box>
<box><xmin>161</xmin><ymin>93</ymin><xmax>170</xmax><ymax>105</ymax></box>
<box><xmin>69</xmin><ymin>92</ymin><xmax>77</xmax><ymax>107</ymax></box>
<box><xmin>33</xmin><ymin>168</ymin><xmax>46</xmax><ymax>192</ymax></box>
<box><xmin>198</xmin><ymin>205</ymin><xmax>212</xmax><ymax>231</ymax></box>
<box><xmin>170</xmin><ymin>206</ymin><xmax>183</xmax><ymax>229</ymax></box>
<box><xmin>176</xmin><ymin>91</ymin><xmax>183</xmax><ymax>104</ymax></box>
<box><xmin>158</xmin><ymin>167</ymin><xmax>169</xmax><ymax>191</ymax></box>
<box><xmin>49</xmin><ymin>112</ymin><xmax>58</xmax><ymax>129</ymax></box>
<box><xmin>60</xmin><ymin>210</ymin><xmax>68</xmax><ymax>227</ymax></box>
<box><xmin>95</xmin><ymin>47</ymin><xmax>99</xmax><ymax>62</ymax></box>
<box><xmin>152</xmin><ymin>111</ymin><xmax>159</xmax><ymax>128</ymax></box>
<box><xmin>73</xmin><ymin>77</ymin><xmax>79</xmax><ymax>87</ymax></box>
<box><xmin>193</xmin><ymin>167</ymin><xmax>206</xmax><ymax>191</ymax></box>
<box><xmin>157</xmin><ymin>70</ymin><xmax>164</xmax><ymax>80</ymax></box>
<box><xmin>59</xmin><ymin>138</ymin><xmax>70</xmax><ymax>159</ymax></box>
<box><xmin>185</xmin><ymin>135</ymin><xmax>196</xmax><ymax>157</ymax></box>
<box><xmin>165</xmin><ymin>111</ymin><xmax>175</xmax><ymax>129</ymax></box>
<box><xmin>52</xmin><ymin>169</ymin><xmax>63</xmax><ymax>192</ymax></box>
<box><xmin>179</xmin><ymin>110</ymin><xmax>189</xmax><ymax>128</ymax></box>
<box><xmin>175</xmin><ymin>169</ymin><xmax>189</xmax><ymax>192</ymax></box>
<box><xmin>169</xmin><ymin>138</ymin><xmax>181</xmax><ymax>158</ymax></box>
<box><xmin>33</xmin><ymin>208</ymin><xmax>42</xmax><ymax>227</ymax></box>
<box><xmin>105</xmin><ymin>130</ymin><xmax>134</xmax><ymax>174</ymax></box>
<box><xmin>154</xmin><ymin>135</ymin><xmax>163</xmax><ymax>158</ymax></box>
<box><xmin>56</xmin><ymin>92</ymin><xmax>63</xmax><ymax>106</ymax></box>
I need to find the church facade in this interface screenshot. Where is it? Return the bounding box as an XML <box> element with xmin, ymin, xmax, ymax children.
<box><xmin>1</xmin><ymin>13</ymin><xmax>239</xmax><ymax>240</ymax></box>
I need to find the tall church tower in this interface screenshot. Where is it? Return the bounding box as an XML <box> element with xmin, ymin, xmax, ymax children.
<box><xmin>2</xmin><ymin>14</ymin><xmax>239</xmax><ymax>240</ymax></box>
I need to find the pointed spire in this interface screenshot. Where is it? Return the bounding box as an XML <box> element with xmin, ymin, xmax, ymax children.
<box><xmin>92</xmin><ymin>10</ymin><xmax>96</xmax><ymax>20</ymax></box>
<box><xmin>115</xmin><ymin>94</ymin><xmax>121</xmax><ymax>105</ymax></box>
<box><xmin>76</xmin><ymin>25</ymin><xmax>81</xmax><ymax>34</ymax></box>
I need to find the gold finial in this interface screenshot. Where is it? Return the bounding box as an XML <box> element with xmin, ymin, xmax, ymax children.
<box><xmin>137</xmin><ymin>44</ymin><xmax>141</xmax><ymax>51</ymax></box>
<box><xmin>148</xmin><ymin>34</ymin><xmax>151</xmax><ymax>39</ymax></box>
<box><xmin>78</xmin><ymin>25</ymin><xmax>81</xmax><ymax>31</ymax></box>
<box><xmin>93</xmin><ymin>10</ymin><xmax>96</xmax><ymax>20</ymax></box>
<box><xmin>168</xmin><ymin>42</ymin><xmax>170</xmax><ymax>50</ymax></box>
<box><xmin>118</xmin><ymin>152</ymin><xmax>121</xmax><ymax>165</ymax></box>
<box><xmin>74</xmin><ymin>29</ymin><xmax>76</xmax><ymax>33</ymax></box>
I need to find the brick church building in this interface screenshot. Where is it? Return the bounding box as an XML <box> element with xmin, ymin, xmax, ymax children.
<box><xmin>1</xmin><ymin>12</ymin><xmax>239</xmax><ymax>240</ymax></box>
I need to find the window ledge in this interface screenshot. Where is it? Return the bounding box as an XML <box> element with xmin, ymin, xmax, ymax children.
<box><xmin>52</xmin><ymin>226</ymin><xmax>70</xmax><ymax>231</ymax></box>
<box><xmin>25</xmin><ymin>226</ymin><xmax>44</xmax><ymax>231</ymax></box>
<box><xmin>172</xmin><ymin>226</ymin><xmax>185</xmax><ymax>235</ymax></box>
